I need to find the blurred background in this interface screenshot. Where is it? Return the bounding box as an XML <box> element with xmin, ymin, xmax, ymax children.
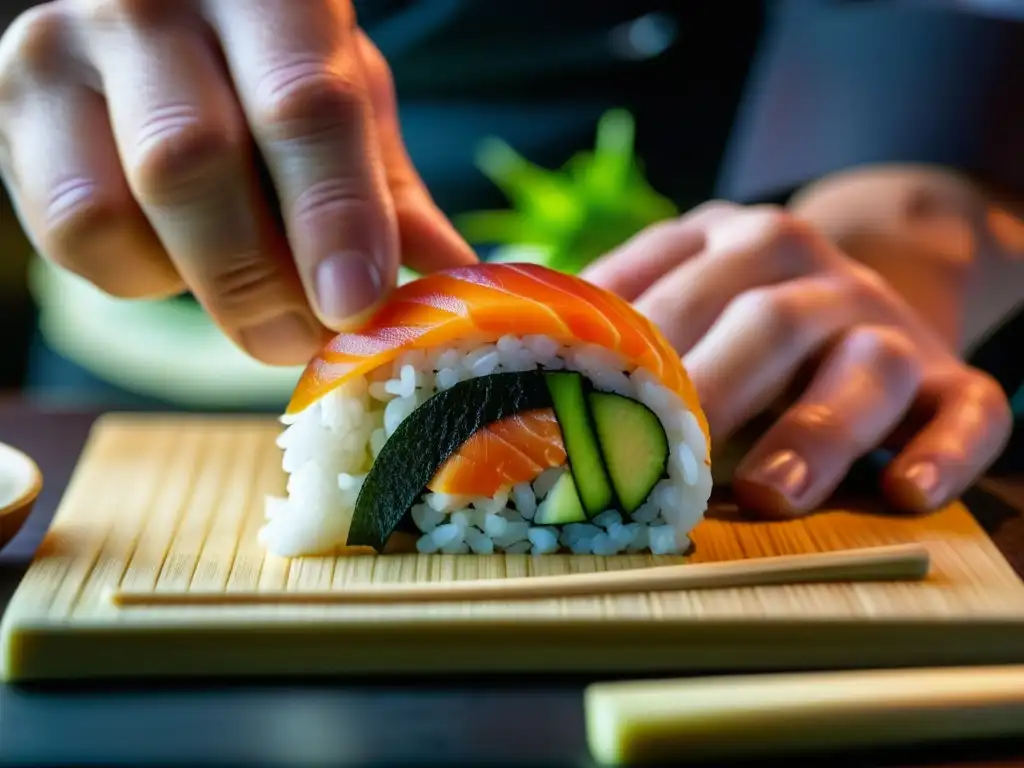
<box><xmin>0</xmin><ymin>1</ymin><xmax>1022</xmax><ymax>420</ymax></box>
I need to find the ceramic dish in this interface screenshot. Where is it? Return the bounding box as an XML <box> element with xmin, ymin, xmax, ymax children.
<box><xmin>0</xmin><ymin>441</ymin><xmax>42</xmax><ymax>550</ymax></box>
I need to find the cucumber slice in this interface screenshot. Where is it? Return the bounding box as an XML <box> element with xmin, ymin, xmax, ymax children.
<box><xmin>544</xmin><ymin>372</ymin><xmax>615</xmax><ymax>517</ymax></box>
<box><xmin>588</xmin><ymin>391</ymin><xmax>669</xmax><ymax>515</ymax></box>
<box><xmin>534</xmin><ymin>471</ymin><xmax>587</xmax><ymax>525</ymax></box>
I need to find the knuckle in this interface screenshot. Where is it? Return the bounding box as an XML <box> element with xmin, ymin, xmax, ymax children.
<box><xmin>42</xmin><ymin>175</ymin><xmax>119</xmax><ymax>254</ymax></box>
<box><xmin>291</xmin><ymin>178</ymin><xmax>372</xmax><ymax>226</ymax></box>
<box><xmin>760</xmin><ymin>208</ymin><xmax>816</xmax><ymax>247</ymax></box>
<box><xmin>253</xmin><ymin>60</ymin><xmax>368</xmax><ymax>143</ymax></box>
<box><xmin>966</xmin><ymin>370</ymin><xmax>1012</xmax><ymax>418</ymax></box>
<box><xmin>757</xmin><ymin>208</ymin><xmax>824</xmax><ymax>270</ymax></box>
<box><xmin>0</xmin><ymin>4</ymin><xmax>69</xmax><ymax>85</ymax></box>
<box><xmin>707</xmin><ymin>205</ymin><xmax>825</xmax><ymax>276</ymax></box>
<box><xmin>127</xmin><ymin>106</ymin><xmax>241</xmax><ymax>205</ymax></box>
<box><xmin>37</xmin><ymin>178</ymin><xmax>179</xmax><ymax>299</ymax></box>
<box><xmin>784</xmin><ymin>402</ymin><xmax>859</xmax><ymax>447</ymax></box>
<box><xmin>202</xmin><ymin>252</ymin><xmax>290</xmax><ymax>322</ymax></box>
<box><xmin>846</xmin><ymin>263</ymin><xmax>894</xmax><ymax>305</ymax></box>
<box><xmin>845</xmin><ymin>325</ymin><xmax>919</xmax><ymax>381</ymax></box>
<box><xmin>732</xmin><ymin>286</ymin><xmax>805</xmax><ymax>348</ymax></box>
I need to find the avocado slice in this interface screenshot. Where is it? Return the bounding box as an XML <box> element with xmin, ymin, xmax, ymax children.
<box><xmin>534</xmin><ymin>471</ymin><xmax>587</xmax><ymax>526</ymax></box>
<box><xmin>347</xmin><ymin>371</ymin><xmax>553</xmax><ymax>551</ymax></box>
<box><xmin>588</xmin><ymin>391</ymin><xmax>669</xmax><ymax>515</ymax></box>
<box><xmin>544</xmin><ymin>372</ymin><xmax>616</xmax><ymax>517</ymax></box>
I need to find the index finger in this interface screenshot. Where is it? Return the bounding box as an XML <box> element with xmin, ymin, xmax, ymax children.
<box><xmin>204</xmin><ymin>0</ymin><xmax>399</xmax><ymax>331</ymax></box>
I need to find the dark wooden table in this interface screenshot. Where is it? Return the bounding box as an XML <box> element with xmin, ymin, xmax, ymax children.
<box><xmin>5</xmin><ymin>402</ymin><xmax>1024</xmax><ymax>767</ymax></box>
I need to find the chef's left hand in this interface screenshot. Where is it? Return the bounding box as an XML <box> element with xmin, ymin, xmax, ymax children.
<box><xmin>582</xmin><ymin>201</ymin><xmax>1013</xmax><ymax>518</ymax></box>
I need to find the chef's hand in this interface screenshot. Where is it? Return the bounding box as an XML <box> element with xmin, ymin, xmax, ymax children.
<box><xmin>0</xmin><ymin>0</ymin><xmax>475</xmax><ymax>365</ymax></box>
<box><xmin>582</xmin><ymin>202</ymin><xmax>1014</xmax><ymax>517</ymax></box>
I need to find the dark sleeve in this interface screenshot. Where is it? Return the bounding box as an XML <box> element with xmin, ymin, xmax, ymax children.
<box><xmin>715</xmin><ymin>1</ymin><xmax>1024</xmax><ymax>203</ymax></box>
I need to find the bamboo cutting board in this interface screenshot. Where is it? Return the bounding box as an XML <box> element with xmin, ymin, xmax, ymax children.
<box><xmin>4</xmin><ymin>414</ymin><xmax>1024</xmax><ymax>682</ymax></box>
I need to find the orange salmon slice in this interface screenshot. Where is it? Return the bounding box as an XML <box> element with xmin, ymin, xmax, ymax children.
<box><xmin>287</xmin><ymin>262</ymin><xmax>711</xmax><ymax>461</ymax></box>
<box><xmin>428</xmin><ymin>408</ymin><xmax>567</xmax><ymax>498</ymax></box>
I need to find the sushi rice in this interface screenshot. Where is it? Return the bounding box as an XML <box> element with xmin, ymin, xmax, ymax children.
<box><xmin>260</xmin><ymin>334</ymin><xmax>712</xmax><ymax>558</ymax></box>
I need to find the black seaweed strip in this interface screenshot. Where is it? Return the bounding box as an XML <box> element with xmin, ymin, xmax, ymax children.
<box><xmin>347</xmin><ymin>371</ymin><xmax>554</xmax><ymax>551</ymax></box>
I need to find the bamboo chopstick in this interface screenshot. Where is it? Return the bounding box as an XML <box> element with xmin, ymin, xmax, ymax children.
<box><xmin>585</xmin><ymin>665</ymin><xmax>1024</xmax><ymax>764</ymax></box>
<box><xmin>108</xmin><ymin>543</ymin><xmax>929</xmax><ymax>607</ymax></box>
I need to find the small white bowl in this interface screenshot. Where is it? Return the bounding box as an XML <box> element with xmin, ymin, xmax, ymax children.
<box><xmin>0</xmin><ymin>441</ymin><xmax>42</xmax><ymax>551</ymax></box>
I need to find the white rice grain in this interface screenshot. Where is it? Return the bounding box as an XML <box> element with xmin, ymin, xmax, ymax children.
<box><xmin>472</xmin><ymin>490</ymin><xmax>509</xmax><ymax>515</ymax></box>
<box><xmin>528</xmin><ymin>526</ymin><xmax>559</xmax><ymax>554</ymax></box>
<box><xmin>436</xmin><ymin>368</ymin><xmax>461</xmax><ymax>390</ymax></box>
<box><xmin>523</xmin><ymin>335</ymin><xmax>559</xmax><ymax>361</ymax></box>
<box><xmin>431</xmin><ymin>523</ymin><xmax>462</xmax><ymax>549</ymax></box>
<box><xmin>436</xmin><ymin>349</ymin><xmax>460</xmax><ymax>370</ymax></box>
<box><xmin>465</xmin><ymin>527</ymin><xmax>494</xmax><ymax>554</ymax></box>
<box><xmin>497</xmin><ymin>335</ymin><xmax>523</xmax><ymax>355</ymax></box>
<box><xmin>570</xmin><ymin>538</ymin><xmax>595</xmax><ymax>555</ymax></box>
<box><xmin>512</xmin><ymin>483</ymin><xmax>537</xmax><ymax>520</ymax></box>
<box><xmin>593</xmin><ymin>510</ymin><xmax>623</xmax><ymax>529</ymax></box>
<box><xmin>493</xmin><ymin>521</ymin><xmax>530</xmax><ymax>548</ymax></box>
<box><xmin>416</xmin><ymin>535</ymin><xmax>439</xmax><ymax>554</ymax></box>
<box><xmin>675</xmin><ymin>443</ymin><xmax>700</xmax><ymax>486</ymax></box>
<box><xmin>425</xmin><ymin>492</ymin><xmax>468</xmax><ymax>514</ymax></box>
<box><xmin>411</xmin><ymin>504</ymin><xmax>443</xmax><ymax>533</ymax></box>
<box><xmin>648</xmin><ymin>525</ymin><xmax>677</xmax><ymax>555</ymax></box>
<box><xmin>483</xmin><ymin>513</ymin><xmax>508</xmax><ymax>539</ymax></box>
<box><xmin>468</xmin><ymin>351</ymin><xmax>500</xmax><ymax>377</ymax></box>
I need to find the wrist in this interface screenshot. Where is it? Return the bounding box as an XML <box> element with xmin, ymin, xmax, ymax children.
<box><xmin>789</xmin><ymin>164</ymin><xmax>1024</xmax><ymax>356</ymax></box>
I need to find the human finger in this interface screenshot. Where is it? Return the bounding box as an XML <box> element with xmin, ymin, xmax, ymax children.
<box><xmin>732</xmin><ymin>326</ymin><xmax>922</xmax><ymax>518</ymax></box>
<box><xmin>634</xmin><ymin>207</ymin><xmax>836</xmax><ymax>355</ymax></box>
<box><xmin>580</xmin><ymin>201</ymin><xmax>738</xmax><ymax>300</ymax></box>
<box><xmin>76</xmin><ymin>1</ymin><xmax>320</xmax><ymax>365</ymax></box>
<box><xmin>0</xmin><ymin>4</ymin><xmax>177</xmax><ymax>298</ymax></box>
<box><xmin>883</xmin><ymin>371</ymin><xmax>1013</xmax><ymax>513</ymax></box>
<box><xmin>354</xmin><ymin>30</ymin><xmax>477</xmax><ymax>274</ymax></box>
<box><xmin>683</xmin><ymin>275</ymin><xmax>883</xmax><ymax>443</ymax></box>
<box><xmin>205</xmin><ymin>0</ymin><xmax>399</xmax><ymax>330</ymax></box>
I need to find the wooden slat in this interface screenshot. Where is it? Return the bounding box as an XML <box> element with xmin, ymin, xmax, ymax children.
<box><xmin>3</xmin><ymin>413</ymin><xmax>1024</xmax><ymax>681</ymax></box>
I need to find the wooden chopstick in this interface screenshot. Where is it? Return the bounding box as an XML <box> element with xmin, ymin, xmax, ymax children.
<box><xmin>108</xmin><ymin>543</ymin><xmax>929</xmax><ymax>607</ymax></box>
<box><xmin>585</xmin><ymin>665</ymin><xmax>1024</xmax><ymax>764</ymax></box>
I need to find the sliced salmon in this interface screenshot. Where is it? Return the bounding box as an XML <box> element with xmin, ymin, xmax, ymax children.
<box><xmin>427</xmin><ymin>408</ymin><xmax>567</xmax><ymax>497</ymax></box>
<box><xmin>287</xmin><ymin>262</ymin><xmax>710</xmax><ymax>453</ymax></box>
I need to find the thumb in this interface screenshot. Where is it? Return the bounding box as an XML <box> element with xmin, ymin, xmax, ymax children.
<box><xmin>356</xmin><ymin>31</ymin><xmax>478</xmax><ymax>275</ymax></box>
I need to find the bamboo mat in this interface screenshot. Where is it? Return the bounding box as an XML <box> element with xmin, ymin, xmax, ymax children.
<box><xmin>3</xmin><ymin>413</ymin><xmax>1024</xmax><ymax>681</ymax></box>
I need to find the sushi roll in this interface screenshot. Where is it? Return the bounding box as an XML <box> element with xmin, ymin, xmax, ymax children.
<box><xmin>260</xmin><ymin>263</ymin><xmax>713</xmax><ymax>558</ymax></box>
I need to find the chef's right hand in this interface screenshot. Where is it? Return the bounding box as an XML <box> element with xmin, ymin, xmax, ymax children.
<box><xmin>0</xmin><ymin>0</ymin><xmax>476</xmax><ymax>365</ymax></box>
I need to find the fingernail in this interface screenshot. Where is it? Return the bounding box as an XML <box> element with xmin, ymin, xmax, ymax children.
<box><xmin>240</xmin><ymin>312</ymin><xmax>318</xmax><ymax>366</ymax></box>
<box><xmin>902</xmin><ymin>461</ymin><xmax>942</xmax><ymax>507</ymax></box>
<box><xmin>315</xmin><ymin>252</ymin><xmax>382</xmax><ymax>327</ymax></box>
<box><xmin>741</xmin><ymin>450</ymin><xmax>810</xmax><ymax>500</ymax></box>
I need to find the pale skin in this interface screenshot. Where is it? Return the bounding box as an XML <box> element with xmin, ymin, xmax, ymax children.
<box><xmin>0</xmin><ymin>0</ymin><xmax>1020</xmax><ymax>518</ymax></box>
<box><xmin>581</xmin><ymin>196</ymin><xmax>1019</xmax><ymax>518</ymax></box>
